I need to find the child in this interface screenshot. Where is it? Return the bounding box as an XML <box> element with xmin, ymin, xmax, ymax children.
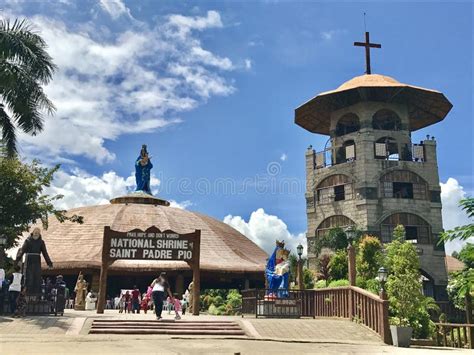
<box><xmin>172</xmin><ymin>296</ymin><xmax>182</xmax><ymax>320</ymax></box>
<box><xmin>118</xmin><ymin>293</ymin><xmax>125</xmax><ymax>313</ymax></box>
<box><xmin>140</xmin><ymin>294</ymin><xmax>149</xmax><ymax>314</ymax></box>
<box><xmin>15</xmin><ymin>287</ymin><xmax>27</xmax><ymax>318</ymax></box>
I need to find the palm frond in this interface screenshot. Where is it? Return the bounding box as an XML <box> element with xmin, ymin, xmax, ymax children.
<box><xmin>0</xmin><ymin>19</ymin><xmax>56</xmax><ymax>84</ymax></box>
<box><xmin>0</xmin><ymin>106</ymin><xmax>17</xmax><ymax>157</ymax></box>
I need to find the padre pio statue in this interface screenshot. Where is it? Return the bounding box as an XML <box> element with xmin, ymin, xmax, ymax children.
<box><xmin>135</xmin><ymin>144</ymin><xmax>153</xmax><ymax>195</ymax></box>
<box><xmin>74</xmin><ymin>272</ymin><xmax>88</xmax><ymax>311</ymax></box>
<box><xmin>15</xmin><ymin>227</ymin><xmax>53</xmax><ymax>296</ymax></box>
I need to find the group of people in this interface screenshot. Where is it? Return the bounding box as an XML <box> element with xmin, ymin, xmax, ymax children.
<box><xmin>112</xmin><ymin>273</ymin><xmax>190</xmax><ymax>321</ymax></box>
<box><xmin>0</xmin><ymin>266</ymin><xmax>68</xmax><ymax>317</ymax></box>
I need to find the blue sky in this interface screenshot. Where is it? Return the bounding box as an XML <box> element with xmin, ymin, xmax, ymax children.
<box><xmin>4</xmin><ymin>1</ymin><xmax>473</xmax><ymax>254</ymax></box>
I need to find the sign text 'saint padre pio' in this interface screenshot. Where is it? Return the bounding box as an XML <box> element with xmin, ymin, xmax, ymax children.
<box><xmin>108</xmin><ymin>232</ymin><xmax>194</xmax><ymax>260</ymax></box>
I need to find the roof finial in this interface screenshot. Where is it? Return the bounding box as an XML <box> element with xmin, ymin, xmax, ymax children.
<box><xmin>354</xmin><ymin>28</ymin><xmax>381</xmax><ymax>74</ymax></box>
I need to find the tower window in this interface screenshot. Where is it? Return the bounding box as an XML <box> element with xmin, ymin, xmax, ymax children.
<box><xmin>380</xmin><ymin>213</ymin><xmax>431</xmax><ymax>244</ymax></box>
<box><xmin>393</xmin><ymin>182</ymin><xmax>413</xmax><ymax>199</ymax></box>
<box><xmin>372</xmin><ymin>109</ymin><xmax>402</xmax><ymax>130</ymax></box>
<box><xmin>334</xmin><ymin>185</ymin><xmax>345</xmax><ymax>201</ymax></box>
<box><xmin>335</xmin><ymin>113</ymin><xmax>360</xmax><ymax>137</ymax></box>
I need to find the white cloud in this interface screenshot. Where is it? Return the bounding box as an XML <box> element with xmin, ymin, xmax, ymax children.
<box><xmin>45</xmin><ymin>169</ymin><xmax>160</xmax><ymax>209</ymax></box>
<box><xmin>99</xmin><ymin>0</ymin><xmax>132</xmax><ymax>20</ymax></box>
<box><xmin>169</xmin><ymin>200</ymin><xmax>193</xmax><ymax>210</ymax></box>
<box><xmin>223</xmin><ymin>208</ymin><xmax>306</xmax><ymax>256</ymax></box>
<box><xmin>244</xmin><ymin>59</ymin><xmax>252</xmax><ymax>70</ymax></box>
<box><xmin>441</xmin><ymin>178</ymin><xmax>473</xmax><ymax>254</ymax></box>
<box><xmin>280</xmin><ymin>153</ymin><xmax>287</xmax><ymax>162</ymax></box>
<box><xmin>320</xmin><ymin>29</ymin><xmax>347</xmax><ymax>41</ymax></box>
<box><xmin>10</xmin><ymin>10</ymin><xmax>236</xmax><ymax>164</ymax></box>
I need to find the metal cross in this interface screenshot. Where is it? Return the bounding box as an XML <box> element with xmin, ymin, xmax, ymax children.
<box><xmin>354</xmin><ymin>32</ymin><xmax>381</xmax><ymax>74</ymax></box>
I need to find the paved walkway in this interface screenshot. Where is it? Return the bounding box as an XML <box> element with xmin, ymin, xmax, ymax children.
<box><xmin>0</xmin><ymin>310</ymin><xmax>470</xmax><ymax>354</ymax></box>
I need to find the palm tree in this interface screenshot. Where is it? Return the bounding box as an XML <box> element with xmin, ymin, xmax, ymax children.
<box><xmin>0</xmin><ymin>19</ymin><xmax>56</xmax><ymax>157</ymax></box>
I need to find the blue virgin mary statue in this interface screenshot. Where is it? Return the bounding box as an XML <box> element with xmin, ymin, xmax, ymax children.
<box><xmin>135</xmin><ymin>144</ymin><xmax>153</xmax><ymax>195</ymax></box>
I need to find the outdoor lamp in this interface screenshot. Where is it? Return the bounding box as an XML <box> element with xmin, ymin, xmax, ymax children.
<box><xmin>0</xmin><ymin>235</ymin><xmax>6</xmax><ymax>246</ymax></box>
<box><xmin>297</xmin><ymin>244</ymin><xmax>303</xmax><ymax>259</ymax></box>
<box><xmin>378</xmin><ymin>267</ymin><xmax>388</xmax><ymax>283</ymax></box>
<box><xmin>345</xmin><ymin>226</ymin><xmax>356</xmax><ymax>243</ymax></box>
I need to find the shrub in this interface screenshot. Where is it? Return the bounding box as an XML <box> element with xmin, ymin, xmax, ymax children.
<box><xmin>314</xmin><ymin>280</ymin><xmax>327</xmax><ymax>289</ymax></box>
<box><xmin>329</xmin><ymin>249</ymin><xmax>348</xmax><ymax>280</ymax></box>
<box><xmin>317</xmin><ymin>252</ymin><xmax>332</xmax><ymax>285</ymax></box>
<box><xmin>356</xmin><ymin>235</ymin><xmax>383</xmax><ymax>281</ymax></box>
<box><xmin>303</xmin><ymin>268</ymin><xmax>315</xmax><ymax>289</ymax></box>
<box><xmin>328</xmin><ymin>279</ymin><xmax>349</xmax><ymax>287</ymax></box>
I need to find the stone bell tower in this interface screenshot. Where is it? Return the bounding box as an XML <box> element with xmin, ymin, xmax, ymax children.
<box><xmin>295</xmin><ymin>32</ymin><xmax>452</xmax><ymax>300</ymax></box>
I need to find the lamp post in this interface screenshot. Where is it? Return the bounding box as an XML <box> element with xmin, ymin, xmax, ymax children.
<box><xmin>345</xmin><ymin>226</ymin><xmax>357</xmax><ymax>286</ymax></box>
<box><xmin>377</xmin><ymin>266</ymin><xmax>388</xmax><ymax>299</ymax></box>
<box><xmin>296</xmin><ymin>244</ymin><xmax>304</xmax><ymax>290</ymax></box>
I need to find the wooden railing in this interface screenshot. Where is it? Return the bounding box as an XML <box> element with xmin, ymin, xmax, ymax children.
<box><xmin>313</xmin><ymin>286</ymin><xmax>391</xmax><ymax>344</ymax></box>
<box><xmin>240</xmin><ymin>286</ymin><xmax>391</xmax><ymax>344</ymax></box>
<box><xmin>435</xmin><ymin>323</ymin><xmax>474</xmax><ymax>349</ymax></box>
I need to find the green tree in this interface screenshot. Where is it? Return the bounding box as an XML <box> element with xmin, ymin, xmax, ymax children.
<box><xmin>356</xmin><ymin>235</ymin><xmax>383</xmax><ymax>281</ymax></box>
<box><xmin>0</xmin><ymin>19</ymin><xmax>57</xmax><ymax>156</ymax></box>
<box><xmin>0</xmin><ymin>158</ymin><xmax>82</xmax><ymax>250</ymax></box>
<box><xmin>440</xmin><ymin>197</ymin><xmax>474</xmax><ymax>242</ymax></box>
<box><xmin>447</xmin><ymin>243</ymin><xmax>474</xmax><ymax>310</ymax></box>
<box><xmin>329</xmin><ymin>249</ymin><xmax>348</xmax><ymax>280</ymax></box>
<box><xmin>384</xmin><ymin>225</ymin><xmax>437</xmax><ymax>338</ymax></box>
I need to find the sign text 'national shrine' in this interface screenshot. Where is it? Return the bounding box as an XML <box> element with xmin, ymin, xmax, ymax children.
<box><xmin>107</xmin><ymin>230</ymin><xmax>197</xmax><ymax>261</ymax></box>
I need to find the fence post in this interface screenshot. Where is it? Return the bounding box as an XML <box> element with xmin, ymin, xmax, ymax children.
<box><xmin>379</xmin><ymin>289</ymin><xmax>392</xmax><ymax>345</ymax></box>
<box><xmin>347</xmin><ymin>244</ymin><xmax>356</xmax><ymax>321</ymax></box>
<box><xmin>466</xmin><ymin>292</ymin><xmax>473</xmax><ymax>349</ymax></box>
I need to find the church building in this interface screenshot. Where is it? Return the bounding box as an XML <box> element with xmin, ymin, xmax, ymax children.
<box><xmin>295</xmin><ymin>32</ymin><xmax>452</xmax><ymax>300</ymax></box>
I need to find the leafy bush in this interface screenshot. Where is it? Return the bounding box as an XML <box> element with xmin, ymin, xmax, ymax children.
<box><xmin>200</xmin><ymin>289</ymin><xmax>242</xmax><ymax>315</ymax></box>
<box><xmin>314</xmin><ymin>280</ymin><xmax>327</xmax><ymax>289</ymax></box>
<box><xmin>356</xmin><ymin>235</ymin><xmax>383</xmax><ymax>281</ymax></box>
<box><xmin>328</xmin><ymin>279</ymin><xmax>349</xmax><ymax>287</ymax></box>
<box><xmin>329</xmin><ymin>250</ymin><xmax>348</xmax><ymax>280</ymax></box>
<box><xmin>303</xmin><ymin>268</ymin><xmax>315</xmax><ymax>289</ymax></box>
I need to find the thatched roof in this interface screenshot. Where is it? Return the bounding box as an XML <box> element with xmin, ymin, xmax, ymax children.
<box><xmin>295</xmin><ymin>74</ymin><xmax>453</xmax><ymax>134</ymax></box>
<box><xmin>32</xmin><ymin>195</ymin><xmax>267</xmax><ymax>274</ymax></box>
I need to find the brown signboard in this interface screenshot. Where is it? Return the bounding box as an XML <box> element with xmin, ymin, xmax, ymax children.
<box><xmin>97</xmin><ymin>226</ymin><xmax>201</xmax><ymax>315</ymax></box>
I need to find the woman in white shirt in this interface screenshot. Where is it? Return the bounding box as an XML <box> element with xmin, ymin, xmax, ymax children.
<box><xmin>150</xmin><ymin>272</ymin><xmax>173</xmax><ymax>320</ymax></box>
<box><xmin>9</xmin><ymin>266</ymin><xmax>22</xmax><ymax>314</ymax></box>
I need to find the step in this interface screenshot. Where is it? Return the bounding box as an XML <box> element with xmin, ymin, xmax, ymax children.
<box><xmin>89</xmin><ymin>320</ymin><xmax>246</xmax><ymax>336</ymax></box>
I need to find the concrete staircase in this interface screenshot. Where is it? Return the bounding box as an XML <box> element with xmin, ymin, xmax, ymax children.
<box><xmin>89</xmin><ymin>319</ymin><xmax>246</xmax><ymax>336</ymax></box>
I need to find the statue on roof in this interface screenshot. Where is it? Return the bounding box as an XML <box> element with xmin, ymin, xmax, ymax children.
<box><xmin>135</xmin><ymin>144</ymin><xmax>153</xmax><ymax>195</ymax></box>
<box><xmin>265</xmin><ymin>240</ymin><xmax>290</xmax><ymax>299</ymax></box>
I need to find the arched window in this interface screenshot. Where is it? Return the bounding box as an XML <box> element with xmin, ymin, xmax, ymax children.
<box><xmin>380</xmin><ymin>170</ymin><xmax>428</xmax><ymax>200</ymax></box>
<box><xmin>316</xmin><ymin>215</ymin><xmax>355</xmax><ymax>238</ymax></box>
<box><xmin>316</xmin><ymin>174</ymin><xmax>353</xmax><ymax>204</ymax></box>
<box><xmin>335</xmin><ymin>140</ymin><xmax>356</xmax><ymax>164</ymax></box>
<box><xmin>335</xmin><ymin>113</ymin><xmax>360</xmax><ymax>137</ymax></box>
<box><xmin>372</xmin><ymin>109</ymin><xmax>402</xmax><ymax>130</ymax></box>
<box><xmin>380</xmin><ymin>213</ymin><xmax>430</xmax><ymax>244</ymax></box>
<box><xmin>375</xmin><ymin>137</ymin><xmax>399</xmax><ymax>160</ymax></box>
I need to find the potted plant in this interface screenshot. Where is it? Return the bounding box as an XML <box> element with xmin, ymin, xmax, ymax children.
<box><xmin>384</xmin><ymin>225</ymin><xmax>427</xmax><ymax>347</ymax></box>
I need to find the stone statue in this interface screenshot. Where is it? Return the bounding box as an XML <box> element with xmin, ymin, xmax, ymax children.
<box><xmin>265</xmin><ymin>240</ymin><xmax>290</xmax><ymax>299</ymax></box>
<box><xmin>74</xmin><ymin>272</ymin><xmax>88</xmax><ymax>311</ymax></box>
<box><xmin>187</xmin><ymin>281</ymin><xmax>194</xmax><ymax>314</ymax></box>
<box><xmin>135</xmin><ymin>144</ymin><xmax>153</xmax><ymax>195</ymax></box>
<box><xmin>15</xmin><ymin>227</ymin><xmax>53</xmax><ymax>296</ymax></box>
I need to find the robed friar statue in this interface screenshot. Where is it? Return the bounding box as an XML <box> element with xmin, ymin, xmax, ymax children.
<box><xmin>135</xmin><ymin>144</ymin><xmax>153</xmax><ymax>195</ymax></box>
<box><xmin>15</xmin><ymin>227</ymin><xmax>53</xmax><ymax>296</ymax></box>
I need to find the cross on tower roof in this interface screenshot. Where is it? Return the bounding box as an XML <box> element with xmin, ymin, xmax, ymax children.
<box><xmin>354</xmin><ymin>32</ymin><xmax>381</xmax><ymax>74</ymax></box>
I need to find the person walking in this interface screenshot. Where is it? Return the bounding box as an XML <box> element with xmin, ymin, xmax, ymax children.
<box><xmin>150</xmin><ymin>272</ymin><xmax>173</xmax><ymax>321</ymax></box>
<box><xmin>131</xmin><ymin>286</ymin><xmax>140</xmax><ymax>314</ymax></box>
<box><xmin>8</xmin><ymin>266</ymin><xmax>22</xmax><ymax>315</ymax></box>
